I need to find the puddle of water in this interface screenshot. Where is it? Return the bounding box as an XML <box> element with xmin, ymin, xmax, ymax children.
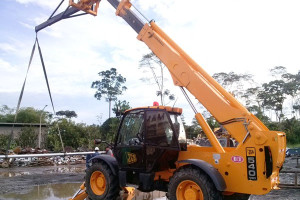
<box><xmin>0</xmin><ymin>183</ymin><xmax>81</xmax><ymax>200</ymax></box>
<box><xmin>44</xmin><ymin>166</ymin><xmax>85</xmax><ymax>174</ymax></box>
<box><xmin>0</xmin><ymin>183</ymin><xmax>167</xmax><ymax>200</ymax></box>
<box><xmin>0</xmin><ymin>165</ymin><xmax>86</xmax><ymax>178</ymax></box>
<box><xmin>0</xmin><ymin>171</ymin><xmax>31</xmax><ymax>178</ymax></box>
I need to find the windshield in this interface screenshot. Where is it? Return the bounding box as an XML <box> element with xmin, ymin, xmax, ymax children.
<box><xmin>117</xmin><ymin>110</ymin><xmax>144</xmax><ymax>145</ymax></box>
<box><xmin>170</xmin><ymin>114</ymin><xmax>187</xmax><ymax>143</ymax></box>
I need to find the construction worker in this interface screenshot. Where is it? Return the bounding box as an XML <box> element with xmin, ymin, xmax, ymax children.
<box><xmin>86</xmin><ymin>147</ymin><xmax>100</xmax><ymax>168</ymax></box>
<box><xmin>93</xmin><ymin>147</ymin><xmax>100</xmax><ymax>156</ymax></box>
<box><xmin>105</xmin><ymin>146</ymin><xmax>113</xmax><ymax>156</ymax></box>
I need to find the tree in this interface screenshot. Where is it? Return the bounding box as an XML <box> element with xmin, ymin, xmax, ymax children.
<box><xmin>212</xmin><ymin>72</ymin><xmax>253</xmax><ymax>100</ymax></box>
<box><xmin>16</xmin><ymin>127</ymin><xmax>37</xmax><ymax>148</ymax></box>
<box><xmin>100</xmin><ymin>117</ymin><xmax>120</xmax><ymax>143</ymax></box>
<box><xmin>184</xmin><ymin>118</ymin><xmax>202</xmax><ymax>139</ymax></box>
<box><xmin>282</xmin><ymin>71</ymin><xmax>300</xmax><ymax>118</ymax></box>
<box><xmin>0</xmin><ymin>105</ymin><xmax>15</xmax><ymax>122</ymax></box>
<box><xmin>0</xmin><ymin>106</ymin><xmax>49</xmax><ymax>123</ymax></box>
<box><xmin>46</xmin><ymin>118</ymin><xmax>102</xmax><ymax>151</ymax></box>
<box><xmin>139</xmin><ymin>52</ymin><xmax>175</xmax><ymax>105</ymax></box>
<box><xmin>112</xmin><ymin>100</ymin><xmax>131</xmax><ymax>117</ymax></box>
<box><xmin>277</xmin><ymin>117</ymin><xmax>300</xmax><ymax>145</ymax></box>
<box><xmin>258</xmin><ymin>80</ymin><xmax>286</xmax><ymax>122</ymax></box>
<box><xmin>0</xmin><ymin>135</ymin><xmax>10</xmax><ymax>150</ymax></box>
<box><xmin>56</xmin><ymin>110</ymin><xmax>78</xmax><ymax>119</ymax></box>
<box><xmin>91</xmin><ymin>68</ymin><xmax>127</xmax><ymax>118</ymax></box>
<box><xmin>270</xmin><ymin>66</ymin><xmax>287</xmax><ymax>79</ymax></box>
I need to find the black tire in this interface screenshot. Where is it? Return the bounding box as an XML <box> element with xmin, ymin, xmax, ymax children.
<box><xmin>223</xmin><ymin>193</ymin><xmax>250</xmax><ymax>200</ymax></box>
<box><xmin>168</xmin><ymin>166</ymin><xmax>222</xmax><ymax>200</ymax></box>
<box><xmin>85</xmin><ymin>162</ymin><xmax>119</xmax><ymax>200</ymax></box>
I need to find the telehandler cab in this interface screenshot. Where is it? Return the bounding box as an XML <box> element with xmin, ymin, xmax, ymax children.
<box><xmin>35</xmin><ymin>0</ymin><xmax>286</xmax><ymax>200</ymax></box>
<box><xmin>86</xmin><ymin>106</ymin><xmax>190</xmax><ymax>200</ymax></box>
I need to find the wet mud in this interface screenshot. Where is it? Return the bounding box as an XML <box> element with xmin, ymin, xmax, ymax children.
<box><xmin>0</xmin><ymin>165</ymin><xmax>85</xmax><ymax>197</ymax></box>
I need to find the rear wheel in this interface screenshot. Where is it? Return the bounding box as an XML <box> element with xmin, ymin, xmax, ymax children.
<box><xmin>85</xmin><ymin>162</ymin><xmax>119</xmax><ymax>200</ymax></box>
<box><xmin>168</xmin><ymin>166</ymin><xmax>222</xmax><ymax>200</ymax></box>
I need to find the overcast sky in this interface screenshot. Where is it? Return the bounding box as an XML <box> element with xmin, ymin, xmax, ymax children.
<box><xmin>0</xmin><ymin>0</ymin><xmax>300</xmax><ymax>125</ymax></box>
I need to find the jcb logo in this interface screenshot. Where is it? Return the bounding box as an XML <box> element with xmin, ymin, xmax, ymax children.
<box><xmin>126</xmin><ymin>152</ymin><xmax>137</xmax><ymax>164</ymax></box>
<box><xmin>246</xmin><ymin>148</ymin><xmax>256</xmax><ymax>156</ymax></box>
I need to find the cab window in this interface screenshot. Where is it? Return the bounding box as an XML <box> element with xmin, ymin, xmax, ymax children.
<box><xmin>117</xmin><ymin>110</ymin><xmax>144</xmax><ymax>145</ymax></box>
<box><xmin>145</xmin><ymin>110</ymin><xmax>177</xmax><ymax>147</ymax></box>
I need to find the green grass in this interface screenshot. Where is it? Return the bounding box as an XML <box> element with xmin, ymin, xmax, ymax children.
<box><xmin>286</xmin><ymin>143</ymin><xmax>300</xmax><ymax>148</ymax></box>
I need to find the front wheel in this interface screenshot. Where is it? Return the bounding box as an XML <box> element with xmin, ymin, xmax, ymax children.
<box><xmin>168</xmin><ymin>166</ymin><xmax>222</xmax><ymax>200</ymax></box>
<box><xmin>85</xmin><ymin>162</ymin><xmax>119</xmax><ymax>200</ymax></box>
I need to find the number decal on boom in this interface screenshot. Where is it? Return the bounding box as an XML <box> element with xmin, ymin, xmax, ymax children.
<box><xmin>246</xmin><ymin>147</ymin><xmax>257</xmax><ymax>181</ymax></box>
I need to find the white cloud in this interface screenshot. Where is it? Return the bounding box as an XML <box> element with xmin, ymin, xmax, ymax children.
<box><xmin>19</xmin><ymin>21</ymin><xmax>33</xmax><ymax>29</ymax></box>
<box><xmin>0</xmin><ymin>58</ymin><xmax>16</xmax><ymax>72</ymax></box>
<box><xmin>15</xmin><ymin>0</ymin><xmax>61</xmax><ymax>9</ymax></box>
<box><xmin>0</xmin><ymin>43</ymin><xmax>17</xmax><ymax>53</ymax></box>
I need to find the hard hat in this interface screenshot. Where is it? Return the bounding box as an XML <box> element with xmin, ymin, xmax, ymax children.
<box><xmin>95</xmin><ymin>147</ymin><xmax>99</xmax><ymax>151</ymax></box>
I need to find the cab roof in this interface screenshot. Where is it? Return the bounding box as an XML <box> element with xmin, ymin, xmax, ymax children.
<box><xmin>125</xmin><ymin>106</ymin><xmax>182</xmax><ymax>115</ymax></box>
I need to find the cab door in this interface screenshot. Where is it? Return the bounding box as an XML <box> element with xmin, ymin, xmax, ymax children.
<box><xmin>144</xmin><ymin>110</ymin><xmax>181</xmax><ymax>172</ymax></box>
<box><xmin>114</xmin><ymin>110</ymin><xmax>145</xmax><ymax>171</ymax></box>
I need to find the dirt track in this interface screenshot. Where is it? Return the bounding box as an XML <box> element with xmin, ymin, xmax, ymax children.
<box><xmin>0</xmin><ymin>158</ymin><xmax>299</xmax><ymax>199</ymax></box>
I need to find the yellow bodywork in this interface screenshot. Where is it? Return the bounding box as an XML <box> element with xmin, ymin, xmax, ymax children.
<box><xmin>153</xmin><ymin>131</ymin><xmax>286</xmax><ymax>195</ymax></box>
<box><xmin>132</xmin><ymin>9</ymin><xmax>286</xmax><ymax>195</ymax></box>
<box><xmin>69</xmin><ymin>0</ymin><xmax>100</xmax><ymax>16</ymax></box>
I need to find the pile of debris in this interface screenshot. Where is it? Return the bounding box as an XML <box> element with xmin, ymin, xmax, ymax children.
<box><xmin>0</xmin><ymin>147</ymin><xmax>88</xmax><ymax>168</ymax></box>
<box><xmin>10</xmin><ymin>155</ymin><xmax>85</xmax><ymax>167</ymax></box>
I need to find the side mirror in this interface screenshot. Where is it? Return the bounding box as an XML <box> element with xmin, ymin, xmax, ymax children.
<box><xmin>94</xmin><ymin>139</ymin><xmax>102</xmax><ymax>144</ymax></box>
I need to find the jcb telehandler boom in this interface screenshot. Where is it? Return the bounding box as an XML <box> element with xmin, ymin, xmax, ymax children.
<box><xmin>36</xmin><ymin>0</ymin><xmax>286</xmax><ymax>199</ymax></box>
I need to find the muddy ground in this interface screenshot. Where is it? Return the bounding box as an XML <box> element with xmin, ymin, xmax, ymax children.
<box><xmin>0</xmin><ymin>164</ymin><xmax>85</xmax><ymax>196</ymax></box>
<box><xmin>0</xmin><ymin>157</ymin><xmax>299</xmax><ymax>199</ymax></box>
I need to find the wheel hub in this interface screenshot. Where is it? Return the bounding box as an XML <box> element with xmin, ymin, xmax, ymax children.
<box><xmin>96</xmin><ymin>176</ymin><xmax>105</xmax><ymax>188</ymax></box>
<box><xmin>177</xmin><ymin>180</ymin><xmax>204</xmax><ymax>200</ymax></box>
<box><xmin>90</xmin><ymin>171</ymin><xmax>106</xmax><ymax>195</ymax></box>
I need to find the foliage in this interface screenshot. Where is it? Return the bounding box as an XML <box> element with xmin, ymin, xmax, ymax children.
<box><xmin>100</xmin><ymin>117</ymin><xmax>120</xmax><ymax>144</ymax></box>
<box><xmin>16</xmin><ymin>127</ymin><xmax>37</xmax><ymax>148</ymax></box>
<box><xmin>0</xmin><ymin>135</ymin><xmax>10</xmax><ymax>150</ymax></box>
<box><xmin>209</xmin><ymin>67</ymin><xmax>300</xmax><ymax>144</ymax></box>
<box><xmin>184</xmin><ymin>118</ymin><xmax>202</xmax><ymax>139</ymax></box>
<box><xmin>258</xmin><ymin>80</ymin><xmax>286</xmax><ymax>122</ymax></box>
<box><xmin>212</xmin><ymin>71</ymin><xmax>253</xmax><ymax>99</ymax></box>
<box><xmin>0</xmin><ymin>106</ymin><xmax>49</xmax><ymax>123</ymax></box>
<box><xmin>139</xmin><ymin>52</ymin><xmax>175</xmax><ymax>105</ymax></box>
<box><xmin>112</xmin><ymin>100</ymin><xmax>131</xmax><ymax>117</ymax></box>
<box><xmin>91</xmin><ymin>68</ymin><xmax>127</xmax><ymax>118</ymax></box>
<box><xmin>280</xmin><ymin>118</ymin><xmax>300</xmax><ymax>145</ymax></box>
<box><xmin>47</xmin><ymin>119</ymin><xmax>101</xmax><ymax>151</ymax></box>
<box><xmin>0</xmin><ymin>105</ymin><xmax>14</xmax><ymax>123</ymax></box>
<box><xmin>56</xmin><ymin>110</ymin><xmax>77</xmax><ymax>119</ymax></box>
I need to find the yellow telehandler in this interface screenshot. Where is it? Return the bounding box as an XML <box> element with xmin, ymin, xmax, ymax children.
<box><xmin>35</xmin><ymin>1</ymin><xmax>286</xmax><ymax>199</ymax></box>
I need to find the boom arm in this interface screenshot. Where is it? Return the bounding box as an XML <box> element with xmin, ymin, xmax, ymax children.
<box><xmin>107</xmin><ymin>0</ymin><xmax>269</xmax><ymax>153</ymax></box>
